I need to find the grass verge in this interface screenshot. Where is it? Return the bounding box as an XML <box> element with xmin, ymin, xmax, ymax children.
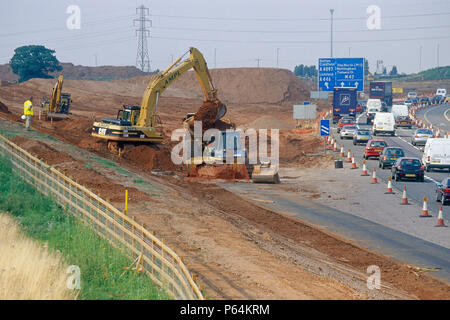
<box><xmin>0</xmin><ymin>155</ymin><xmax>169</xmax><ymax>300</ymax></box>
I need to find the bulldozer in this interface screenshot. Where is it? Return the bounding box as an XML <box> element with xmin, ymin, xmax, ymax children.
<box><xmin>91</xmin><ymin>47</ymin><xmax>277</xmax><ymax>182</ymax></box>
<box><xmin>40</xmin><ymin>74</ymin><xmax>72</xmax><ymax>120</ymax></box>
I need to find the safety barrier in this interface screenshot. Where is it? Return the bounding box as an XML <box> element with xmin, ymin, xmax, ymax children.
<box><xmin>0</xmin><ymin>134</ymin><xmax>204</xmax><ymax>300</ymax></box>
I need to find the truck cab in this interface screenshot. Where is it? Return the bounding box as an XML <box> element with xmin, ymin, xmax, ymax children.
<box><xmin>332</xmin><ymin>87</ymin><xmax>357</xmax><ymax>124</ymax></box>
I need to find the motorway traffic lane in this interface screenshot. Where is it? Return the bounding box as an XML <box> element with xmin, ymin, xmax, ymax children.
<box><xmin>415</xmin><ymin>103</ymin><xmax>450</xmax><ymax>133</ymax></box>
<box><xmin>331</xmin><ymin>113</ymin><xmax>450</xmax><ymax>222</ymax></box>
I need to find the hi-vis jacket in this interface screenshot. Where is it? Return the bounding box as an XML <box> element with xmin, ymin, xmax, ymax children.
<box><xmin>24</xmin><ymin>100</ymin><xmax>33</xmax><ymax>115</ymax></box>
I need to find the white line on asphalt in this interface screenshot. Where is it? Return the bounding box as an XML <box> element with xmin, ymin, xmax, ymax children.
<box><xmin>425</xmin><ymin>175</ymin><xmax>439</xmax><ymax>184</ymax></box>
<box><xmin>444</xmin><ymin>109</ymin><xmax>450</xmax><ymax>123</ymax></box>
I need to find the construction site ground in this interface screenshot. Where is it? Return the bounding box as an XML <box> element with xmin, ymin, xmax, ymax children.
<box><xmin>0</xmin><ymin>69</ymin><xmax>449</xmax><ymax>300</ymax></box>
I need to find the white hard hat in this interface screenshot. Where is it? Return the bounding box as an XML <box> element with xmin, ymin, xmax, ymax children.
<box><xmin>21</xmin><ymin>115</ymin><xmax>26</xmax><ymax>120</ymax></box>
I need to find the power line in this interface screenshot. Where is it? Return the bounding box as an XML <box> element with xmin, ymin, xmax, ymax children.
<box><xmin>151</xmin><ymin>23</ymin><xmax>450</xmax><ymax>34</ymax></box>
<box><xmin>149</xmin><ymin>34</ymin><xmax>450</xmax><ymax>44</ymax></box>
<box><xmin>134</xmin><ymin>5</ymin><xmax>151</xmax><ymax>72</ymax></box>
<box><xmin>150</xmin><ymin>11</ymin><xmax>450</xmax><ymax>22</ymax></box>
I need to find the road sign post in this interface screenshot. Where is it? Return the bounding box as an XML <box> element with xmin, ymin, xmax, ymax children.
<box><xmin>320</xmin><ymin>119</ymin><xmax>330</xmax><ymax>153</ymax></box>
<box><xmin>319</xmin><ymin>58</ymin><xmax>364</xmax><ymax>92</ymax></box>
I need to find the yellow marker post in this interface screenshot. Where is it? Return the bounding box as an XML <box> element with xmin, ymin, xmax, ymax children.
<box><xmin>124</xmin><ymin>189</ymin><xmax>128</xmax><ymax>215</ymax></box>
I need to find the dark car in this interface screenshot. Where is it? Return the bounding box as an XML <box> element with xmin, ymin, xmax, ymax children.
<box><xmin>391</xmin><ymin>157</ymin><xmax>425</xmax><ymax>182</ymax></box>
<box><xmin>379</xmin><ymin>147</ymin><xmax>405</xmax><ymax>169</ymax></box>
<box><xmin>411</xmin><ymin>98</ymin><xmax>419</xmax><ymax>105</ymax></box>
<box><xmin>436</xmin><ymin>178</ymin><xmax>450</xmax><ymax>204</ymax></box>
<box><xmin>381</xmin><ymin>102</ymin><xmax>388</xmax><ymax>112</ymax></box>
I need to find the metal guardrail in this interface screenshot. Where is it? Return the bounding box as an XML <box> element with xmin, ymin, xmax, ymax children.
<box><xmin>0</xmin><ymin>134</ymin><xmax>203</xmax><ymax>300</ymax></box>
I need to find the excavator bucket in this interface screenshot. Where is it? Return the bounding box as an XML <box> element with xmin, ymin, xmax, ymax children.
<box><xmin>251</xmin><ymin>161</ymin><xmax>280</xmax><ymax>184</ymax></box>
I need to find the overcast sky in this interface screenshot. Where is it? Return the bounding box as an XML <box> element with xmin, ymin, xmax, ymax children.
<box><xmin>1</xmin><ymin>0</ymin><xmax>449</xmax><ymax>74</ymax></box>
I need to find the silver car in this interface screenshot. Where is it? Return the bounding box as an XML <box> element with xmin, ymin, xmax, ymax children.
<box><xmin>412</xmin><ymin>128</ymin><xmax>434</xmax><ymax>146</ymax></box>
<box><xmin>340</xmin><ymin>125</ymin><xmax>358</xmax><ymax>139</ymax></box>
<box><xmin>353</xmin><ymin>129</ymin><xmax>372</xmax><ymax>145</ymax></box>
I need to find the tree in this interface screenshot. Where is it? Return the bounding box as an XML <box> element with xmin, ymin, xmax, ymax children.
<box><xmin>10</xmin><ymin>45</ymin><xmax>62</xmax><ymax>82</ymax></box>
<box><xmin>389</xmin><ymin>65</ymin><xmax>398</xmax><ymax>76</ymax></box>
<box><xmin>294</xmin><ymin>64</ymin><xmax>317</xmax><ymax>77</ymax></box>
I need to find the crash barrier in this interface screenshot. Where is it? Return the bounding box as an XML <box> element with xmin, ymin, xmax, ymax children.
<box><xmin>0</xmin><ymin>134</ymin><xmax>204</xmax><ymax>300</ymax></box>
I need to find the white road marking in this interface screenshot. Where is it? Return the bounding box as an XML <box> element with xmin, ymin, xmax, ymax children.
<box><xmin>425</xmin><ymin>175</ymin><xmax>439</xmax><ymax>184</ymax></box>
<box><xmin>444</xmin><ymin>109</ymin><xmax>450</xmax><ymax>123</ymax></box>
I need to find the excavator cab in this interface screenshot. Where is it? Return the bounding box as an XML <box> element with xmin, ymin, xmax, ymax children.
<box><xmin>116</xmin><ymin>105</ymin><xmax>140</xmax><ymax>126</ymax></box>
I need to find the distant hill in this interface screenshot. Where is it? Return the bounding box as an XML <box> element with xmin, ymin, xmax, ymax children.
<box><xmin>374</xmin><ymin>66</ymin><xmax>450</xmax><ymax>81</ymax></box>
<box><xmin>0</xmin><ymin>63</ymin><xmax>149</xmax><ymax>83</ymax></box>
<box><xmin>416</xmin><ymin>66</ymin><xmax>450</xmax><ymax>80</ymax></box>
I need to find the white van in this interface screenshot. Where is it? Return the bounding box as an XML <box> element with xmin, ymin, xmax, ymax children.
<box><xmin>373</xmin><ymin>112</ymin><xmax>395</xmax><ymax>136</ymax></box>
<box><xmin>422</xmin><ymin>138</ymin><xmax>450</xmax><ymax>172</ymax></box>
<box><xmin>436</xmin><ymin>88</ymin><xmax>447</xmax><ymax>97</ymax></box>
<box><xmin>391</xmin><ymin>104</ymin><xmax>409</xmax><ymax>118</ymax></box>
<box><xmin>366</xmin><ymin>99</ymin><xmax>382</xmax><ymax>124</ymax></box>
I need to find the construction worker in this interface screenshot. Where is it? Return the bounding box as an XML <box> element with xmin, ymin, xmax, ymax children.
<box><xmin>23</xmin><ymin>96</ymin><xmax>33</xmax><ymax>129</ymax></box>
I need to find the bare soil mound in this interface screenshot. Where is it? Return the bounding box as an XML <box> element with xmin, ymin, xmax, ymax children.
<box><xmin>245</xmin><ymin>115</ymin><xmax>294</xmax><ymax>130</ymax></box>
<box><xmin>278</xmin><ymin>131</ymin><xmax>323</xmax><ymax>166</ymax></box>
<box><xmin>121</xmin><ymin>144</ymin><xmax>179</xmax><ymax>172</ymax></box>
<box><xmin>172</xmin><ymin>68</ymin><xmax>311</xmax><ymax>104</ymax></box>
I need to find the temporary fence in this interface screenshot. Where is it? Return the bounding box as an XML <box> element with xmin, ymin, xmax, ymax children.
<box><xmin>0</xmin><ymin>134</ymin><xmax>203</xmax><ymax>300</ymax></box>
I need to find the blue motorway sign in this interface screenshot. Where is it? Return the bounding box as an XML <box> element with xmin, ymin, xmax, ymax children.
<box><xmin>320</xmin><ymin>119</ymin><xmax>330</xmax><ymax>136</ymax></box>
<box><xmin>318</xmin><ymin>58</ymin><xmax>364</xmax><ymax>92</ymax></box>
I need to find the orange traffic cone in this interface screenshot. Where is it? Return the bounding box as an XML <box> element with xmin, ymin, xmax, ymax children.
<box><xmin>435</xmin><ymin>205</ymin><xmax>447</xmax><ymax>227</ymax></box>
<box><xmin>385</xmin><ymin>177</ymin><xmax>394</xmax><ymax>194</ymax></box>
<box><xmin>371</xmin><ymin>168</ymin><xmax>378</xmax><ymax>184</ymax></box>
<box><xmin>361</xmin><ymin>160</ymin><xmax>369</xmax><ymax>176</ymax></box>
<box><xmin>333</xmin><ymin>141</ymin><xmax>338</xmax><ymax>152</ymax></box>
<box><xmin>436</xmin><ymin>128</ymin><xmax>441</xmax><ymax>138</ymax></box>
<box><xmin>420</xmin><ymin>197</ymin><xmax>432</xmax><ymax>217</ymax></box>
<box><xmin>351</xmin><ymin>154</ymin><xmax>357</xmax><ymax>169</ymax></box>
<box><xmin>401</xmin><ymin>186</ymin><xmax>408</xmax><ymax>205</ymax></box>
<box><xmin>347</xmin><ymin>149</ymin><xmax>352</xmax><ymax>163</ymax></box>
<box><xmin>340</xmin><ymin>146</ymin><xmax>345</xmax><ymax>157</ymax></box>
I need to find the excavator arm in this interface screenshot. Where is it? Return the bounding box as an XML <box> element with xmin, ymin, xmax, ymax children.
<box><xmin>48</xmin><ymin>74</ymin><xmax>63</xmax><ymax>113</ymax></box>
<box><xmin>137</xmin><ymin>47</ymin><xmax>225</xmax><ymax>127</ymax></box>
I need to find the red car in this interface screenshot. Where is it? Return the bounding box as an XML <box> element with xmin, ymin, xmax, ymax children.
<box><xmin>364</xmin><ymin>140</ymin><xmax>388</xmax><ymax>159</ymax></box>
<box><xmin>337</xmin><ymin>117</ymin><xmax>355</xmax><ymax>133</ymax></box>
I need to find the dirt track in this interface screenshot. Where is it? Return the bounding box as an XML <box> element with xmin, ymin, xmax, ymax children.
<box><xmin>0</xmin><ymin>69</ymin><xmax>449</xmax><ymax>299</ymax></box>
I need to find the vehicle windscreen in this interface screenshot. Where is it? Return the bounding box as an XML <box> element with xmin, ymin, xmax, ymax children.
<box><xmin>401</xmin><ymin>159</ymin><xmax>421</xmax><ymax>168</ymax></box>
<box><xmin>358</xmin><ymin>130</ymin><xmax>370</xmax><ymax>135</ymax></box>
<box><xmin>368</xmin><ymin>108</ymin><xmax>378</xmax><ymax>112</ymax></box>
<box><xmin>417</xmin><ymin>129</ymin><xmax>432</xmax><ymax>134</ymax></box>
<box><xmin>345</xmin><ymin>126</ymin><xmax>357</xmax><ymax>130</ymax></box>
<box><xmin>341</xmin><ymin>119</ymin><xmax>352</xmax><ymax>124</ymax></box>
<box><xmin>386</xmin><ymin>149</ymin><xmax>404</xmax><ymax>157</ymax></box>
<box><xmin>370</xmin><ymin>141</ymin><xmax>386</xmax><ymax>147</ymax></box>
<box><xmin>397</xmin><ymin>116</ymin><xmax>409</xmax><ymax>120</ymax></box>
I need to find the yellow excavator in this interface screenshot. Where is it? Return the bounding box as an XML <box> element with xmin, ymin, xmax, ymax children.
<box><xmin>91</xmin><ymin>47</ymin><xmax>226</xmax><ymax>153</ymax></box>
<box><xmin>91</xmin><ymin>47</ymin><xmax>277</xmax><ymax>183</ymax></box>
<box><xmin>40</xmin><ymin>74</ymin><xmax>72</xmax><ymax>120</ymax></box>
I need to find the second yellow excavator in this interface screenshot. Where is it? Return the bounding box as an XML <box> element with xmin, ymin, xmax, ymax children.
<box><xmin>40</xmin><ymin>74</ymin><xmax>72</xmax><ymax>120</ymax></box>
